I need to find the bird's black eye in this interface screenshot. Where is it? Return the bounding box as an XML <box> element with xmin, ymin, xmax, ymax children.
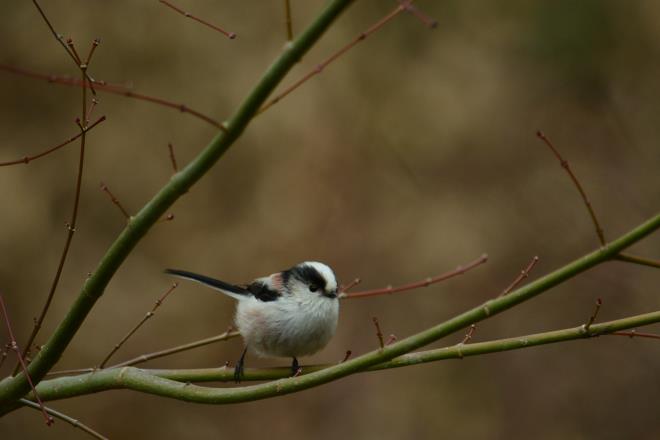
<box><xmin>309</xmin><ymin>284</ymin><xmax>319</xmax><ymax>292</ymax></box>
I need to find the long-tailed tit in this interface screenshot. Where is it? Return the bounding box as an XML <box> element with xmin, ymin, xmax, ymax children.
<box><xmin>165</xmin><ymin>261</ymin><xmax>339</xmax><ymax>382</ymax></box>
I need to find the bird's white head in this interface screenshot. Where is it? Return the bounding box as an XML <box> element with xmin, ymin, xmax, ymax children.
<box><xmin>278</xmin><ymin>261</ymin><xmax>338</xmax><ymax>299</ymax></box>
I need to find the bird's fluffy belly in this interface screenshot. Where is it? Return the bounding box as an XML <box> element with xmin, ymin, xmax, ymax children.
<box><xmin>235</xmin><ymin>297</ymin><xmax>338</xmax><ymax>358</ymax></box>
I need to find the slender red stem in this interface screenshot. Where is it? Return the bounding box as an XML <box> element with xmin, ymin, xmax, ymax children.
<box><xmin>258</xmin><ymin>3</ymin><xmax>408</xmax><ymax>114</ymax></box>
<box><xmin>100</xmin><ymin>182</ymin><xmax>131</xmax><ymax>219</ymax></box>
<box><xmin>0</xmin><ymin>293</ymin><xmax>53</xmax><ymax>425</ymax></box>
<box><xmin>340</xmin><ymin>254</ymin><xmax>488</xmax><ymax>299</ymax></box>
<box><xmin>499</xmin><ymin>256</ymin><xmax>539</xmax><ymax>297</ymax></box>
<box><xmin>0</xmin><ymin>116</ymin><xmax>105</xmax><ymax>167</ymax></box>
<box><xmin>0</xmin><ymin>64</ymin><xmax>225</xmax><ymax>130</ymax></box>
<box><xmin>159</xmin><ymin>0</ymin><xmax>236</xmax><ymax>39</ymax></box>
<box><xmin>98</xmin><ymin>283</ymin><xmax>179</xmax><ymax>368</ymax></box>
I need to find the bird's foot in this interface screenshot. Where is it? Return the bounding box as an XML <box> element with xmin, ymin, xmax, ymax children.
<box><xmin>290</xmin><ymin>357</ymin><xmax>301</xmax><ymax>377</ymax></box>
<box><xmin>234</xmin><ymin>347</ymin><xmax>248</xmax><ymax>384</ymax></box>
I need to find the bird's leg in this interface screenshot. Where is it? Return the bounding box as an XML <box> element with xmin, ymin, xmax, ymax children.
<box><xmin>234</xmin><ymin>347</ymin><xmax>248</xmax><ymax>383</ymax></box>
<box><xmin>291</xmin><ymin>357</ymin><xmax>300</xmax><ymax>377</ymax></box>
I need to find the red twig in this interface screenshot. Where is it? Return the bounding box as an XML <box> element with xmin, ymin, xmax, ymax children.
<box><xmin>459</xmin><ymin>324</ymin><xmax>477</xmax><ymax>345</ymax></box>
<box><xmin>65</xmin><ymin>38</ymin><xmax>82</xmax><ymax>65</ymax></box>
<box><xmin>159</xmin><ymin>0</ymin><xmax>236</xmax><ymax>40</ymax></box>
<box><xmin>0</xmin><ymin>293</ymin><xmax>53</xmax><ymax>425</ymax></box>
<box><xmin>536</xmin><ymin>131</ymin><xmax>606</xmax><ymax>245</ymax></box>
<box><xmin>338</xmin><ymin>278</ymin><xmax>361</xmax><ymax>294</ymax></box>
<box><xmin>284</xmin><ymin>0</ymin><xmax>294</xmax><ymax>41</ymax></box>
<box><xmin>16</xmin><ymin>39</ymin><xmax>97</xmax><ymax>372</ymax></box>
<box><xmin>85</xmin><ymin>38</ymin><xmax>101</xmax><ymax>66</ymax></box>
<box><xmin>372</xmin><ymin>317</ymin><xmax>385</xmax><ymax>349</ymax></box>
<box><xmin>340</xmin><ymin>254</ymin><xmax>488</xmax><ymax>299</ymax></box>
<box><xmin>460</xmin><ymin>256</ymin><xmax>540</xmax><ymax>344</ymax></box>
<box><xmin>0</xmin><ymin>64</ymin><xmax>225</xmax><ymax>131</ymax></box>
<box><xmin>584</xmin><ymin>298</ymin><xmax>603</xmax><ymax>331</ymax></box>
<box><xmin>499</xmin><ymin>256</ymin><xmax>540</xmax><ymax>297</ymax></box>
<box><xmin>615</xmin><ymin>253</ymin><xmax>660</xmax><ymax>270</ymax></box>
<box><xmin>31</xmin><ymin>0</ymin><xmax>97</xmax><ymax>96</ymax></box>
<box><xmin>100</xmin><ymin>182</ymin><xmax>131</xmax><ymax>219</ymax></box>
<box><xmin>167</xmin><ymin>143</ymin><xmax>179</xmax><ymax>172</ymax></box>
<box><xmin>258</xmin><ymin>3</ymin><xmax>409</xmax><ymax>114</ymax></box>
<box><xmin>0</xmin><ymin>116</ymin><xmax>105</xmax><ymax>167</ymax></box>
<box><xmin>108</xmin><ymin>326</ymin><xmax>239</xmax><ymax>369</ymax></box>
<box><xmin>399</xmin><ymin>1</ymin><xmax>438</xmax><ymax>29</ymax></box>
<box><xmin>98</xmin><ymin>283</ymin><xmax>179</xmax><ymax>368</ymax></box>
<box><xmin>85</xmin><ymin>98</ymin><xmax>99</xmax><ymax>124</ymax></box>
<box><xmin>609</xmin><ymin>330</ymin><xmax>660</xmax><ymax>341</ymax></box>
<box><xmin>536</xmin><ymin>132</ymin><xmax>659</xmax><ymax>269</ymax></box>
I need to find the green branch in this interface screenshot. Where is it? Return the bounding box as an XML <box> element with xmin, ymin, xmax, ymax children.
<box><xmin>6</xmin><ymin>213</ymin><xmax>659</xmax><ymax>411</ymax></box>
<box><xmin>0</xmin><ymin>0</ymin><xmax>354</xmax><ymax>410</ymax></box>
<box><xmin>21</xmin><ymin>308</ymin><xmax>660</xmax><ymax>404</ymax></box>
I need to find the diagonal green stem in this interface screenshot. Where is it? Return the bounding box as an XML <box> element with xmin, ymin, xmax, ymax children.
<box><xmin>0</xmin><ymin>0</ymin><xmax>354</xmax><ymax>410</ymax></box>
<box><xmin>5</xmin><ymin>212</ymin><xmax>658</xmax><ymax>412</ymax></box>
<box><xmin>23</xmin><ymin>308</ymin><xmax>660</xmax><ymax>393</ymax></box>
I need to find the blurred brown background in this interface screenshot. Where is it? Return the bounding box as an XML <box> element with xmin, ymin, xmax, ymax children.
<box><xmin>1</xmin><ymin>1</ymin><xmax>659</xmax><ymax>438</ymax></box>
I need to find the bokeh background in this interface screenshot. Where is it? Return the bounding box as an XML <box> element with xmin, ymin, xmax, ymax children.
<box><xmin>1</xmin><ymin>1</ymin><xmax>659</xmax><ymax>438</ymax></box>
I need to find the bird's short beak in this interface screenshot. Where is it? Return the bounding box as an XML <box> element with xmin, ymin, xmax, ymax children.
<box><xmin>323</xmin><ymin>289</ymin><xmax>338</xmax><ymax>299</ymax></box>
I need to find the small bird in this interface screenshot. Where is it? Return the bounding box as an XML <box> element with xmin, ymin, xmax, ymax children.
<box><xmin>165</xmin><ymin>261</ymin><xmax>339</xmax><ymax>382</ymax></box>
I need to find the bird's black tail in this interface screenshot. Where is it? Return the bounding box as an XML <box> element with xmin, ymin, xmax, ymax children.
<box><xmin>164</xmin><ymin>269</ymin><xmax>248</xmax><ymax>300</ymax></box>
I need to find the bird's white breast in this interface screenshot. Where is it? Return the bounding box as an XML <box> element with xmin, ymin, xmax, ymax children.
<box><xmin>235</xmin><ymin>295</ymin><xmax>339</xmax><ymax>358</ymax></box>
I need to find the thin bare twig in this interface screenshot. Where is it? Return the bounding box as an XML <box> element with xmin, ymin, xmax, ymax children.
<box><xmin>65</xmin><ymin>38</ymin><xmax>82</xmax><ymax>65</ymax></box>
<box><xmin>0</xmin><ymin>294</ymin><xmax>53</xmax><ymax>425</ymax></box>
<box><xmin>258</xmin><ymin>3</ymin><xmax>409</xmax><ymax>114</ymax></box>
<box><xmin>167</xmin><ymin>143</ymin><xmax>179</xmax><ymax>172</ymax></box>
<box><xmin>0</xmin><ymin>64</ymin><xmax>226</xmax><ymax>130</ymax></box>
<box><xmin>85</xmin><ymin>98</ymin><xmax>99</xmax><ymax>124</ymax></box>
<box><xmin>340</xmin><ymin>254</ymin><xmax>488</xmax><ymax>299</ymax></box>
<box><xmin>284</xmin><ymin>0</ymin><xmax>294</xmax><ymax>41</ymax></box>
<box><xmin>100</xmin><ymin>182</ymin><xmax>131</xmax><ymax>219</ymax></box>
<box><xmin>110</xmin><ymin>327</ymin><xmax>240</xmax><ymax>369</ymax></box>
<box><xmin>459</xmin><ymin>324</ymin><xmax>477</xmax><ymax>345</ymax></box>
<box><xmin>31</xmin><ymin>0</ymin><xmax>97</xmax><ymax>96</ymax></box>
<box><xmin>537</xmin><ymin>132</ymin><xmax>659</xmax><ymax>269</ymax></box>
<box><xmin>584</xmin><ymin>298</ymin><xmax>603</xmax><ymax>331</ymax></box>
<box><xmin>159</xmin><ymin>0</ymin><xmax>236</xmax><ymax>39</ymax></box>
<box><xmin>459</xmin><ymin>256</ymin><xmax>540</xmax><ymax>344</ymax></box>
<box><xmin>46</xmin><ymin>328</ymin><xmax>241</xmax><ymax>377</ymax></box>
<box><xmin>499</xmin><ymin>256</ymin><xmax>540</xmax><ymax>297</ymax></box>
<box><xmin>338</xmin><ymin>277</ymin><xmax>361</xmax><ymax>293</ymax></box>
<box><xmin>99</xmin><ymin>283</ymin><xmax>179</xmax><ymax>368</ymax></box>
<box><xmin>20</xmin><ymin>399</ymin><xmax>108</xmax><ymax>440</ymax></box>
<box><xmin>609</xmin><ymin>330</ymin><xmax>660</xmax><ymax>341</ymax></box>
<box><xmin>536</xmin><ymin>131</ymin><xmax>606</xmax><ymax>245</ymax></box>
<box><xmin>399</xmin><ymin>1</ymin><xmax>438</xmax><ymax>29</ymax></box>
<box><xmin>372</xmin><ymin>317</ymin><xmax>385</xmax><ymax>349</ymax></box>
<box><xmin>0</xmin><ymin>116</ymin><xmax>105</xmax><ymax>167</ymax></box>
<box><xmin>84</xmin><ymin>38</ymin><xmax>101</xmax><ymax>66</ymax></box>
<box><xmin>615</xmin><ymin>253</ymin><xmax>660</xmax><ymax>270</ymax></box>
<box><xmin>16</xmin><ymin>40</ymin><xmax>96</xmax><ymax>373</ymax></box>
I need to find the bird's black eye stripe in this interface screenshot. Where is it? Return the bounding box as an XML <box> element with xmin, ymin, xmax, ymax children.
<box><xmin>288</xmin><ymin>265</ymin><xmax>327</xmax><ymax>293</ymax></box>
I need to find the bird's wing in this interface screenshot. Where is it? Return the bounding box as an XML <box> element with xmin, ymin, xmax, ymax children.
<box><xmin>247</xmin><ymin>280</ymin><xmax>281</xmax><ymax>302</ymax></box>
<box><xmin>164</xmin><ymin>268</ymin><xmax>249</xmax><ymax>300</ymax></box>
